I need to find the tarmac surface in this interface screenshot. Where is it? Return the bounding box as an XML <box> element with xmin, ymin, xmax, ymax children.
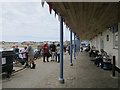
<box><xmin>2</xmin><ymin>52</ymin><xmax>119</xmax><ymax>88</ymax></box>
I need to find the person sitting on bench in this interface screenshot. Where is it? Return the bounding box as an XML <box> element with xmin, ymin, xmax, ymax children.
<box><xmin>95</xmin><ymin>49</ymin><xmax>107</xmax><ymax>68</ymax></box>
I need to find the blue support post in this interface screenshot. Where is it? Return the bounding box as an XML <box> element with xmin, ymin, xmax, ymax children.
<box><xmin>59</xmin><ymin>16</ymin><xmax>64</xmax><ymax>83</ymax></box>
<box><xmin>70</xmin><ymin>30</ymin><xmax>73</xmax><ymax>66</ymax></box>
<box><xmin>78</xmin><ymin>38</ymin><xmax>80</xmax><ymax>53</ymax></box>
<box><xmin>74</xmin><ymin>33</ymin><xmax>76</xmax><ymax>60</ymax></box>
<box><xmin>76</xmin><ymin>36</ymin><xmax>80</xmax><ymax>54</ymax></box>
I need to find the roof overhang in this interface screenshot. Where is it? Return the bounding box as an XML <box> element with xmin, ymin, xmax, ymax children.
<box><xmin>47</xmin><ymin>2</ymin><xmax>119</xmax><ymax>40</ymax></box>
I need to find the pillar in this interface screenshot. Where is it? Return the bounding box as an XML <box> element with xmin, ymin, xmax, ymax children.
<box><xmin>70</xmin><ymin>30</ymin><xmax>73</xmax><ymax>66</ymax></box>
<box><xmin>59</xmin><ymin>16</ymin><xmax>64</xmax><ymax>83</ymax></box>
<box><xmin>74</xmin><ymin>33</ymin><xmax>76</xmax><ymax>60</ymax></box>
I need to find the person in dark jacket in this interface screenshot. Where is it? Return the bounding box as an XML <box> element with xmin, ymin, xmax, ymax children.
<box><xmin>14</xmin><ymin>45</ymin><xmax>19</xmax><ymax>59</ymax></box>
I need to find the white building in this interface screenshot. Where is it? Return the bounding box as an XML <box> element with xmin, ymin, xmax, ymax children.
<box><xmin>90</xmin><ymin>23</ymin><xmax>120</xmax><ymax>71</ymax></box>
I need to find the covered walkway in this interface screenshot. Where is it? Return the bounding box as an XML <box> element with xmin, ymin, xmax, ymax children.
<box><xmin>3</xmin><ymin>52</ymin><xmax>118</xmax><ymax>88</ymax></box>
<box><xmin>39</xmin><ymin>52</ymin><xmax>118</xmax><ymax>88</ymax></box>
<box><xmin>44</xmin><ymin>2</ymin><xmax>120</xmax><ymax>86</ymax></box>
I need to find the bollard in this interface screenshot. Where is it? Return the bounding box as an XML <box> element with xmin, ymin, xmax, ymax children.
<box><xmin>112</xmin><ymin>56</ymin><xmax>116</xmax><ymax>77</ymax></box>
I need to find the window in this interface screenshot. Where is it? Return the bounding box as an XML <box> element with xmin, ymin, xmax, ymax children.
<box><xmin>113</xmin><ymin>32</ymin><xmax>118</xmax><ymax>49</ymax></box>
<box><xmin>112</xmin><ymin>24</ymin><xmax>118</xmax><ymax>49</ymax></box>
<box><xmin>106</xmin><ymin>35</ymin><xmax>109</xmax><ymax>41</ymax></box>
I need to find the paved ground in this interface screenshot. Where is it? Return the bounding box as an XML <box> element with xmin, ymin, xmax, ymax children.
<box><xmin>2</xmin><ymin>52</ymin><xmax>119</xmax><ymax>88</ymax></box>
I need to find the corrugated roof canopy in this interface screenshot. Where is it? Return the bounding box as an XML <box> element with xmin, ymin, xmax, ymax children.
<box><xmin>48</xmin><ymin>2</ymin><xmax>119</xmax><ymax>40</ymax></box>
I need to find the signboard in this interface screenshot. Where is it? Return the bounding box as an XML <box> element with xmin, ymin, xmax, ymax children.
<box><xmin>2</xmin><ymin>58</ymin><xmax>6</xmax><ymax>65</ymax></box>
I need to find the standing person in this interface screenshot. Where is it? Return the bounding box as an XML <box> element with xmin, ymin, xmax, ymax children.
<box><xmin>56</xmin><ymin>44</ymin><xmax>60</xmax><ymax>63</ymax></box>
<box><xmin>22</xmin><ymin>46</ymin><xmax>29</xmax><ymax>68</ymax></box>
<box><xmin>42</xmin><ymin>43</ymin><xmax>49</xmax><ymax>62</ymax></box>
<box><xmin>37</xmin><ymin>45</ymin><xmax>41</xmax><ymax>58</ymax></box>
<box><xmin>12</xmin><ymin>45</ymin><xmax>16</xmax><ymax>62</ymax></box>
<box><xmin>63</xmin><ymin>46</ymin><xmax>66</xmax><ymax>53</ymax></box>
<box><xmin>50</xmin><ymin>42</ymin><xmax>56</xmax><ymax>61</ymax></box>
<box><xmin>15</xmin><ymin>45</ymin><xmax>19</xmax><ymax>53</ymax></box>
<box><xmin>12</xmin><ymin>45</ymin><xmax>19</xmax><ymax>64</ymax></box>
<box><xmin>12</xmin><ymin>45</ymin><xmax>15</xmax><ymax>52</ymax></box>
<box><xmin>14</xmin><ymin>44</ymin><xmax>19</xmax><ymax>59</ymax></box>
<box><xmin>26</xmin><ymin>42</ymin><xmax>35</xmax><ymax>69</ymax></box>
<box><xmin>68</xmin><ymin>45</ymin><xmax>70</xmax><ymax>55</ymax></box>
<box><xmin>88</xmin><ymin>44</ymin><xmax>91</xmax><ymax>51</ymax></box>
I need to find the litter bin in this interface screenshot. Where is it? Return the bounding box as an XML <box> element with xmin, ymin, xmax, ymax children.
<box><xmin>103</xmin><ymin>62</ymin><xmax>112</xmax><ymax>70</ymax></box>
<box><xmin>0</xmin><ymin>50</ymin><xmax>14</xmax><ymax>78</ymax></box>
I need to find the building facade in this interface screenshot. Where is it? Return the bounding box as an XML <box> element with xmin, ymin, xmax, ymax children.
<box><xmin>90</xmin><ymin>23</ymin><xmax>119</xmax><ymax>70</ymax></box>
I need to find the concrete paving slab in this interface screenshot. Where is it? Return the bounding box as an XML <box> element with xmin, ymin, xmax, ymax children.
<box><xmin>2</xmin><ymin>52</ymin><xmax>119</xmax><ymax>88</ymax></box>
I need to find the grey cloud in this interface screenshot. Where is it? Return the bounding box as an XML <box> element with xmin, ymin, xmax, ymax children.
<box><xmin>1</xmin><ymin>2</ymin><xmax>69</xmax><ymax>42</ymax></box>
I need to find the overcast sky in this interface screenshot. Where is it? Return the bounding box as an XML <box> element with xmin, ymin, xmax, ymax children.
<box><xmin>0</xmin><ymin>1</ymin><xmax>70</xmax><ymax>42</ymax></box>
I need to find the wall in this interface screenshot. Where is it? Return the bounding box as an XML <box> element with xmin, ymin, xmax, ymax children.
<box><xmin>90</xmin><ymin>27</ymin><xmax>119</xmax><ymax>68</ymax></box>
<box><xmin>118</xmin><ymin>22</ymin><xmax>120</xmax><ymax>68</ymax></box>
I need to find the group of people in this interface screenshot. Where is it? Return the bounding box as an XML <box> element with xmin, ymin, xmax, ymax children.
<box><xmin>12</xmin><ymin>42</ymin><xmax>70</xmax><ymax>69</ymax></box>
<box><xmin>41</xmin><ymin>42</ymin><xmax>60</xmax><ymax>63</ymax></box>
<box><xmin>13</xmin><ymin>43</ymin><xmax>35</xmax><ymax>69</ymax></box>
<box><xmin>89</xmin><ymin>45</ymin><xmax>111</xmax><ymax>69</ymax></box>
<box><xmin>94</xmin><ymin>49</ymin><xmax>108</xmax><ymax>68</ymax></box>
